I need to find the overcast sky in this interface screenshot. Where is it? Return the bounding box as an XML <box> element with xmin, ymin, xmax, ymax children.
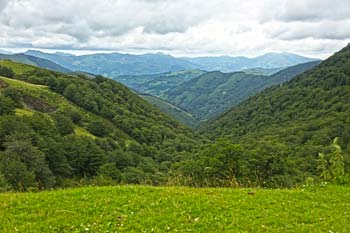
<box><xmin>0</xmin><ymin>0</ymin><xmax>349</xmax><ymax>58</ymax></box>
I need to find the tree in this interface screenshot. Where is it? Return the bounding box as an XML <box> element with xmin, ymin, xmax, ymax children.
<box><xmin>0</xmin><ymin>65</ymin><xmax>14</xmax><ymax>78</ymax></box>
<box><xmin>0</xmin><ymin>96</ymin><xmax>16</xmax><ymax>115</ymax></box>
<box><xmin>318</xmin><ymin>137</ymin><xmax>345</xmax><ymax>182</ymax></box>
<box><xmin>87</xmin><ymin>120</ymin><xmax>111</xmax><ymax>137</ymax></box>
<box><xmin>54</xmin><ymin>114</ymin><xmax>74</xmax><ymax>136</ymax></box>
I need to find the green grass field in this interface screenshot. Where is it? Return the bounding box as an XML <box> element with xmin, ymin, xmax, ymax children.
<box><xmin>0</xmin><ymin>185</ymin><xmax>349</xmax><ymax>232</ymax></box>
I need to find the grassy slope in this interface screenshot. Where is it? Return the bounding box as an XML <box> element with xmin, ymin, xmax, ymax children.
<box><xmin>0</xmin><ymin>54</ymin><xmax>71</xmax><ymax>73</ymax></box>
<box><xmin>0</xmin><ymin>76</ymin><xmax>117</xmax><ymax>139</ymax></box>
<box><xmin>0</xmin><ymin>185</ymin><xmax>349</xmax><ymax>232</ymax></box>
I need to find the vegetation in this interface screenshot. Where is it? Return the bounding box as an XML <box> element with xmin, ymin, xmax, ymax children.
<box><xmin>0</xmin><ymin>185</ymin><xmax>349</xmax><ymax>232</ymax></box>
<box><xmin>0</xmin><ymin>60</ymin><xmax>205</xmax><ymax>191</ymax></box>
<box><xmin>0</xmin><ymin>54</ymin><xmax>71</xmax><ymax>73</ymax></box>
<box><xmin>191</xmin><ymin>44</ymin><xmax>350</xmax><ymax>187</ymax></box>
<box><xmin>140</xmin><ymin>94</ymin><xmax>199</xmax><ymax>128</ymax></box>
<box><xmin>0</xmin><ymin>45</ymin><xmax>349</xmax><ymax>190</ymax></box>
<box><xmin>162</xmin><ymin>61</ymin><xmax>319</xmax><ymax>120</ymax></box>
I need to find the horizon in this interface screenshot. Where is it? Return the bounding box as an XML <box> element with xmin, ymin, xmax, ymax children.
<box><xmin>0</xmin><ymin>47</ymin><xmax>326</xmax><ymax>59</ymax></box>
<box><xmin>1</xmin><ymin>0</ymin><xmax>349</xmax><ymax>59</ymax></box>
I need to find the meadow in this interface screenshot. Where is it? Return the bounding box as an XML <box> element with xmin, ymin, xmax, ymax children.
<box><xmin>1</xmin><ymin>185</ymin><xmax>349</xmax><ymax>232</ymax></box>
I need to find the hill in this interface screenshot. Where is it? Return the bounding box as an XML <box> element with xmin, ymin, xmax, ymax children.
<box><xmin>162</xmin><ymin>61</ymin><xmax>320</xmax><ymax>120</ymax></box>
<box><xmin>0</xmin><ymin>53</ymin><xmax>71</xmax><ymax>73</ymax></box>
<box><xmin>114</xmin><ymin>69</ymin><xmax>205</xmax><ymax>97</ymax></box>
<box><xmin>1</xmin><ymin>185</ymin><xmax>349</xmax><ymax>232</ymax></box>
<box><xmin>188</xmin><ymin>45</ymin><xmax>350</xmax><ymax>186</ymax></box>
<box><xmin>24</xmin><ymin>50</ymin><xmax>200</xmax><ymax>76</ymax></box>
<box><xmin>184</xmin><ymin>52</ymin><xmax>319</xmax><ymax>73</ymax></box>
<box><xmin>139</xmin><ymin>94</ymin><xmax>199</xmax><ymax>128</ymax></box>
<box><xmin>0</xmin><ymin>60</ymin><xmax>202</xmax><ymax>191</ymax></box>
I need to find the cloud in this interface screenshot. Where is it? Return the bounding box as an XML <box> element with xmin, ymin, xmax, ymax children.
<box><xmin>0</xmin><ymin>0</ymin><xmax>349</xmax><ymax>58</ymax></box>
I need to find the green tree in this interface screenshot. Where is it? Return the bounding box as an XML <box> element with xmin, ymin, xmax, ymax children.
<box><xmin>0</xmin><ymin>96</ymin><xmax>16</xmax><ymax>115</ymax></box>
<box><xmin>318</xmin><ymin>138</ymin><xmax>345</xmax><ymax>182</ymax></box>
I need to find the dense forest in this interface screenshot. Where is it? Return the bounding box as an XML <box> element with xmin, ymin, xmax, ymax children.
<box><xmin>189</xmin><ymin>45</ymin><xmax>350</xmax><ymax>187</ymax></box>
<box><xmin>0</xmin><ymin>60</ymin><xmax>207</xmax><ymax>191</ymax></box>
<box><xmin>0</xmin><ymin>45</ymin><xmax>350</xmax><ymax>192</ymax></box>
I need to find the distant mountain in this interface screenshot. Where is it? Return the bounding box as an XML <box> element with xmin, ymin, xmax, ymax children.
<box><xmin>24</xmin><ymin>50</ymin><xmax>320</xmax><ymax>77</ymax></box>
<box><xmin>0</xmin><ymin>53</ymin><xmax>71</xmax><ymax>73</ymax></box>
<box><xmin>114</xmin><ymin>69</ymin><xmax>205</xmax><ymax>97</ymax></box>
<box><xmin>0</xmin><ymin>49</ymin><xmax>13</xmax><ymax>55</ymax></box>
<box><xmin>24</xmin><ymin>50</ymin><xmax>200</xmax><ymax>76</ymax></box>
<box><xmin>241</xmin><ymin>67</ymin><xmax>284</xmax><ymax>76</ymax></box>
<box><xmin>162</xmin><ymin>61</ymin><xmax>320</xmax><ymax>121</ymax></box>
<box><xmin>185</xmin><ymin>52</ymin><xmax>320</xmax><ymax>73</ymax></box>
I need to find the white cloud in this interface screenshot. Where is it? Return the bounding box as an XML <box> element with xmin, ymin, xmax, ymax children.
<box><xmin>0</xmin><ymin>0</ymin><xmax>349</xmax><ymax>58</ymax></box>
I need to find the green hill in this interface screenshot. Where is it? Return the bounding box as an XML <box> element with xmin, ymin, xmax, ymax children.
<box><xmin>0</xmin><ymin>60</ymin><xmax>202</xmax><ymax>191</ymax></box>
<box><xmin>162</xmin><ymin>61</ymin><xmax>319</xmax><ymax>120</ymax></box>
<box><xmin>0</xmin><ymin>53</ymin><xmax>71</xmax><ymax>73</ymax></box>
<box><xmin>139</xmin><ymin>94</ymin><xmax>199</xmax><ymax>128</ymax></box>
<box><xmin>186</xmin><ymin>45</ymin><xmax>350</xmax><ymax>186</ymax></box>
<box><xmin>1</xmin><ymin>185</ymin><xmax>349</xmax><ymax>232</ymax></box>
<box><xmin>114</xmin><ymin>69</ymin><xmax>205</xmax><ymax>97</ymax></box>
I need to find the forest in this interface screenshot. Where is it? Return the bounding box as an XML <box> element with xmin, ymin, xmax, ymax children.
<box><xmin>0</xmin><ymin>45</ymin><xmax>350</xmax><ymax>192</ymax></box>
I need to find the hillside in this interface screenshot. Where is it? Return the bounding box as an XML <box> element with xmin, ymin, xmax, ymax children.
<box><xmin>1</xmin><ymin>185</ymin><xmax>349</xmax><ymax>232</ymax></box>
<box><xmin>189</xmin><ymin>45</ymin><xmax>350</xmax><ymax>186</ymax></box>
<box><xmin>0</xmin><ymin>53</ymin><xmax>71</xmax><ymax>73</ymax></box>
<box><xmin>114</xmin><ymin>69</ymin><xmax>205</xmax><ymax>97</ymax></box>
<box><xmin>162</xmin><ymin>61</ymin><xmax>320</xmax><ymax>120</ymax></box>
<box><xmin>24</xmin><ymin>50</ymin><xmax>200</xmax><ymax>76</ymax></box>
<box><xmin>185</xmin><ymin>52</ymin><xmax>319</xmax><ymax>72</ymax></box>
<box><xmin>139</xmin><ymin>94</ymin><xmax>199</xmax><ymax>128</ymax></box>
<box><xmin>0</xmin><ymin>60</ymin><xmax>202</xmax><ymax>191</ymax></box>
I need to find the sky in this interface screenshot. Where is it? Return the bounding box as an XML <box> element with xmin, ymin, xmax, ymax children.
<box><xmin>0</xmin><ymin>0</ymin><xmax>349</xmax><ymax>58</ymax></box>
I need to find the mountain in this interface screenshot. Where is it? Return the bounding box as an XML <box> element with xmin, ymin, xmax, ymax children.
<box><xmin>0</xmin><ymin>60</ymin><xmax>203</xmax><ymax>191</ymax></box>
<box><xmin>196</xmin><ymin>45</ymin><xmax>350</xmax><ymax>185</ymax></box>
<box><xmin>139</xmin><ymin>94</ymin><xmax>199</xmax><ymax>128</ymax></box>
<box><xmin>185</xmin><ymin>52</ymin><xmax>320</xmax><ymax>72</ymax></box>
<box><xmin>24</xmin><ymin>50</ymin><xmax>319</xmax><ymax>77</ymax></box>
<box><xmin>0</xmin><ymin>53</ymin><xmax>71</xmax><ymax>73</ymax></box>
<box><xmin>162</xmin><ymin>61</ymin><xmax>320</xmax><ymax>121</ymax></box>
<box><xmin>114</xmin><ymin>69</ymin><xmax>205</xmax><ymax>97</ymax></box>
<box><xmin>0</xmin><ymin>49</ymin><xmax>13</xmax><ymax>55</ymax></box>
<box><xmin>24</xmin><ymin>50</ymin><xmax>200</xmax><ymax>76</ymax></box>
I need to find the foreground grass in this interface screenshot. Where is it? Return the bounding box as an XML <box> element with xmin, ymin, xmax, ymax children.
<box><xmin>0</xmin><ymin>185</ymin><xmax>349</xmax><ymax>232</ymax></box>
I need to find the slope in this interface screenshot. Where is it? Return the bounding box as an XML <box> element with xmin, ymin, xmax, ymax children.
<box><xmin>0</xmin><ymin>53</ymin><xmax>71</xmax><ymax>73</ymax></box>
<box><xmin>0</xmin><ymin>60</ymin><xmax>202</xmax><ymax>191</ymax></box>
<box><xmin>163</xmin><ymin>61</ymin><xmax>320</xmax><ymax>121</ymax></box>
<box><xmin>194</xmin><ymin>45</ymin><xmax>350</xmax><ymax>186</ymax></box>
<box><xmin>114</xmin><ymin>69</ymin><xmax>205</xmax><ymax>97</ymax></box>
<box><xmin>139</xmin><ymin>93</ymin><xmax>199</xmax><ymax>128</ymax></box>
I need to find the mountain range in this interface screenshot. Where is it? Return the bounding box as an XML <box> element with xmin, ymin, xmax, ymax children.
<box><xmin>19</xmin><ymin>50</ymin><xmax>319</xmax><ymax>77</ymax></box>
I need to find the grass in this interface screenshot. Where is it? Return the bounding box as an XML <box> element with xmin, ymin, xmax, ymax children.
<box><xmin>0</xmin><ymin>60</ymin><xmax>37</xmax><ymax>74</ymax></box>
<box><xmin>0</xmin><ymin>185</ymin><xmax>349</xmax><ymax>232</ymax></box>
<box><xmin>15</xmin><ymin>108</ymin><xmax>34</xmax><ymax>117</ymax></box>
<box><xmin>74</xmin><ymin>126</ymin><xmax>96</xmax><ymax>139</ymax></box>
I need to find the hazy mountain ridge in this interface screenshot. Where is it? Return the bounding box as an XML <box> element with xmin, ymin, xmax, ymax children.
<box><xmin>23</xmin><ymin>50</ymin><xmax>320</xmax><ymax>76</ymax></box>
